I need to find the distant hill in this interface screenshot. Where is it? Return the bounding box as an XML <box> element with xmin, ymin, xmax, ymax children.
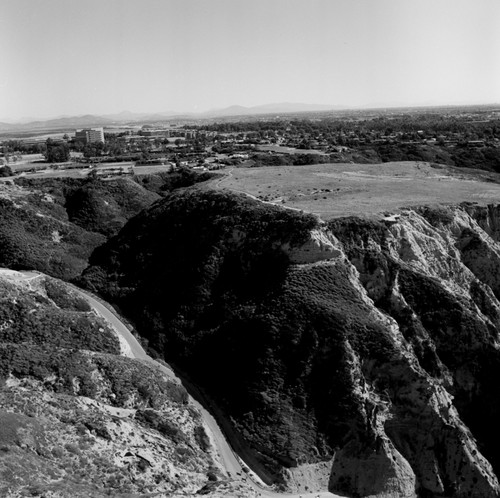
<box><xmin>102</xmin><ymin>110</ymin><xmax>184</xmax><ymax>122</ymax></box>
<box><xmin>203</xmin><ymin>102</ymin><xmax>344</xmax><ymax>117</ymax></box>
<box><xmin>0</xmin><ymin>102</ymin><xmax>345</xmax><ymax>132</ymax></box>
<box><xmin>0</xmin><ymin>114</ymin><xmax>114</xmax><ymax>132</ymax></box>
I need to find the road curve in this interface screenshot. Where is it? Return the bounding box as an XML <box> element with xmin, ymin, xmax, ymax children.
<box><xmin>6</xmin><ymin>269</ymin><xmax>339</xmax><ymax>498</ymax></box>
<box><xmin>77</xmin><ymin>286</ymin><xmax>340</xmax><ymax>498</ymax></box>
<box><xmin>63</xmin><ymin>283</ymin><xmax>250</xmax><ymax>480</ymax></box>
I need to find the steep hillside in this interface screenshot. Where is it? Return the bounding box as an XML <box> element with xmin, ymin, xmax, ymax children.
<box><xmin>133</xmin><ymin>166</ymin><xmax>217</xmax><ymax>196</ymax></box>
<box><xmin>0</xmin><ymin>186</ymin><xmax>104</xmax><ymax>280</ymax></box>
<box><xmin>330</xmin><ymin>205</ymin><xmax>500</xmax><ymax>483</ymax></box>
<box><xmin>0</xmin><ymin>269</ymin><xmax>254</xmax><ymax>497</ymax></box>
<box><xmin>15</xmin><ymin>176</ymin><xmax>161</xmax><ymax>236</ymax></box>
<box><xmin>80</xmin><ymin>188</ymin><xmax>500</xmax><ymax>497</ymax></box>
<box><xmin>0</xmin><ymin>172</ymin><xmax>218</xmax><ymax>281</ymax></box>
<box><xmin>0</xmin><ymin>177</ymin><xmax>159</xmax><ymax>280</ymax></box>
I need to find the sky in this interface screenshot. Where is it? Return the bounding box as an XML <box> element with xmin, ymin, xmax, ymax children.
<box><xmin>1</xmin><ymin>0</ymin><xmax>500</xmax><ymax>121</ymax></box>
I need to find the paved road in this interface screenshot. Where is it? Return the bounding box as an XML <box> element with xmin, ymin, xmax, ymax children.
<box><xmin>2</xmin><ymin>268</ymin><xmax>339</xmax><ymax>498</ymax></box>
<box><xmin>76</xmin><ymin>290</ymin><xmax>258</xmax><ymax>483</ymax></box>
<box><xmin>77</xmin><ymin>286</ymin><xmax>340</xmax><ymax>498</ymax></box>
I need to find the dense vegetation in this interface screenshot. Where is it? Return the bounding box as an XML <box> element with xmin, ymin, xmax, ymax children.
<box><xmin>0</xmin><ymin>165</ymin><xmax>13</xmax><ymax>177</ymax></box>
<box><xmin>0</xmin><ymin>176</ymin><xmax>160</xmax><ymax>279</ymax></box>
<box><xmin>0</xmin><ymin>343</ymin><xmax>186</xmax><ymax>406</ymax></box>
<box><xmin>193</xmin><ymin>106</ymin><xmax>500</xmax><ymax>171</ymax></box>
<box><xmin>0</xmin><ymin>278</ymin><xmax>119</xmax><ymax>354</ymax></box>
<box><xmin>43</xmin><ymin>276</ymin><xmax>91</xmax><ymax>312</ymax></box>
<box><xmin>77</xmin><ymin>188</ymin><xmax>500</xmax><ymax>496</ymax></box>
<box><xmin>16</xmin><ymin>176</ymin><xmax>160</xmax><ymax>236</ymax></box>
<box><xmin>0</xmin><ymin>169</ymin><xmax>218</xmax><ymax>281</ymax></box>
<box><xmin>44</xmin><ymin>138</ymin><xmax>70</xmax><ymax>163</ymax></box>
<box><xmin>133</xmin><ymin>166</ymin><xmax>216</xmax><ymax>195</ymax></box>
<box><xmin>0</xmin><ymin>196</ymin><xmax>105</xmax><ymax>280</ymax></box>
<box><xmin>78</xmin><ymin>188</ymin><xmax>419</xmax><ymax>481</ymax></box>
<box><xmin>249</xmin><ymin>152</ymin><xmax>334</xmax><ymax>167</ymax></box>
<box><xmin>0</xmin><ymin>339</ymin><xmax>213</xmax><ymax>497</ymax></box>
<box><xmin>194</xmin><ymin>106</ymin><xmax>500</xmax><ymax>143</ymax></box>
<box><xmin>0</xmin><ymin>265</ymin><xmax>224</xmax><ymax>497</ymax></box>
<box><xmin>80</xmin><ymin>188</ymin><xmax>318</xmax><ymax>316</ymax></box>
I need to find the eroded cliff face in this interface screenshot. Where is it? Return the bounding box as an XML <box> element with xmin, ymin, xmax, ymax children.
<box><xmin>79</xmin><ymin>189</ymin><xmax>500</xmax><ymax>498</ymax></box>
<box><xmin>329</xmin><ymin>204</ymin><xmax>500</xmax><ymax>497</ymax></box>
<box><xmin>283</xmin><ymin>226</ymin><xmax>343</xmax><ymax>264</ymax></box>
<box><xmin>281</xmin><ymin>213</ymin><xmax>500</xmax><ymax>498</ymax></box>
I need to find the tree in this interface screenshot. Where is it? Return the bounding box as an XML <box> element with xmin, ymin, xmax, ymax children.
<box><xmin>44</xmin><ymin>139</ymin><xmax>70</xmax><ymax>163</ymax></box>
<box><xmin>36</xmin><ymin>143</ymin><xmax>46</xmax><ymax>155</ymax></box>
<box><xmin>83</xmin><ymin>142</ymin><xmax>104</xmax><ymax>159</ymax></box>
<box><xmin>0</xmin><ymin>165</ymin><xmax>13</xmax><ymax>177</ymax></box>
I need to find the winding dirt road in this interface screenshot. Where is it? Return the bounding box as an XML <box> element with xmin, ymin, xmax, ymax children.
<box><xmin>4</xmin><ymin>268</ymin><xmax>339</xmax><ymax>498</ymax></box>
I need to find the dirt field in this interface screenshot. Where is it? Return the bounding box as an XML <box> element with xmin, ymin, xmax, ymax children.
<box><xmin>5</xmin><ymin>162</ymin><xmax>172</xmax><ymax>180</ymax></box>
<box><xmin>132</xmin><ymin>164</ymin><xmax>173</xmax><ymax>175</ymax></box>
<box><xmin>216</xmin><ymin>162</ymin><xmax>500</xmax><ymax>219</ymax></box>
<box><xmin>256</xmin><ymin>144</ymin><xmax>327</xmax><ymax>155</ymax></box>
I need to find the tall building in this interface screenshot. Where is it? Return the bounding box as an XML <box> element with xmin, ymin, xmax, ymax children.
<box><xmin>75</xmin><ymin>127</ymin><xmax>105</xmax><ymax>144</ymax></box>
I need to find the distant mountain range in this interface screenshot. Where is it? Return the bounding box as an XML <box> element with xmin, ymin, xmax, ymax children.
<box><xmin>0</xmin><ymin>115</ymin><xmax>116</xmax><ymax>133</ymax></box>
<box><xmin>0</xmin><ymin>102</ymin><xmax>344</xmax><ymax>133</ymax></box>
<box><xmin>201</xmin><ymin>102</ymin><xmax>343</xmax><ymax>117</ymax></box>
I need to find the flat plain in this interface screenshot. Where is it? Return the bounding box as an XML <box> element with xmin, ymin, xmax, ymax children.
<box><xmin>217</xmin><ymin>161</ymin><xmax>500</xmax><ymax>219</ymax></box>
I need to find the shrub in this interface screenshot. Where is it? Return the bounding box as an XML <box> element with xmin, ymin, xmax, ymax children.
<box><xmin>43</xmin><ymin>277</ymin><xmax>91</xmax><ymax>312</ymax></box>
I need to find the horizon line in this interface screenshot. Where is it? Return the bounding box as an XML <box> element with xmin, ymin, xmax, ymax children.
<box><xmin>2</xmin><ymin>101</ymin><xmax>500</xmax><ymax>125</ymax></box>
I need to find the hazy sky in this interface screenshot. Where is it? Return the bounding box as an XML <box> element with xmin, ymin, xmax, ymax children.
<box><xmin>1</xmin><ymin>0</ymin><xmax>499</xmax><ymax>120</ymax></box>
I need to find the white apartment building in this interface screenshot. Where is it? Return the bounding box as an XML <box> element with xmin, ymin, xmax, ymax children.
<box><xmin>75</xmin><ymin>127</ymin><xmax>105</xmax><ymax>144</ymax></box>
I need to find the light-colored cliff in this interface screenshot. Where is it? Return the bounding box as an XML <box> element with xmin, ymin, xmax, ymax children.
<box><xmin>285</xmin><ymin>227</ymin><xmax>343</xmax><ymax>264</ymax></box>
<box><xmin>325</xmin><ymin>204</ymin><xmax>500</xmax><ymax>497</ymax></box>
<box><xmin>269</xmin><ymin>206</ymin><xmax>500</xmax><ymax>497</ymax></box>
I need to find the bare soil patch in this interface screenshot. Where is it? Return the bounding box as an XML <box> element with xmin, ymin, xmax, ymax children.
<box><xmin>216</xmin><ymin>162</ymin><xmax>500</xmax><ymax>219</ymax></box>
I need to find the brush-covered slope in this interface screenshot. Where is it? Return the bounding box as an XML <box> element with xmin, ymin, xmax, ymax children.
<box><xmin>133</xmin><ymin>166</ymin><xmax>217</xmax><ymax>197</ymax></box>
<box><xmin>80</xmin><ymin>188</ymin><xmax>500</xmax><ymax>497</ymax></box>
<box><xmin>15</xmin><ymin>176</ymin><xmax>161</xmax><ymax>237</ymax></box>
<box><xmin>0</xmin><ymin>177</ymin><xmax>159</xmax><ymax>280</ymax></box>
<box><xmin>0</xmin><ymin>270</ymin><xmax>119</xmax><ymax>354</ymax></box>
<box><xmin>0</xmin><ymin>185</ymin><xmax>104</xmax><ymax>280</ymax></box>
<box><xmin>0</xmin><ymin>269</ymin><xmax>250</xmax><ymax>497</ymax></box>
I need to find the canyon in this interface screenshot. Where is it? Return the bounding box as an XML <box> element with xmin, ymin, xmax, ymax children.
<box><xmin>3</xmin><ymin>168</ymin><xmax>500</xmax><ymax>496</ymax></box>
<box><xmin>79</xmin><ymin>187</ymin><xmax>500</xmax><ymax>497</ymax></box>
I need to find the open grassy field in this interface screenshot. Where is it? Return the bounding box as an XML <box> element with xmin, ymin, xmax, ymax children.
<box><xmin>215</xmin><ymin>162</ymin><xmax>500</xmax><ymax>219</ymax></box>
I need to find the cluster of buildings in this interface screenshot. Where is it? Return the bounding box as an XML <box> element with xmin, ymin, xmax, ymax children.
<box><xmin>138</xmin><ymin>127</ymin><xmax>196</xmax><ymax>139</ymax></box>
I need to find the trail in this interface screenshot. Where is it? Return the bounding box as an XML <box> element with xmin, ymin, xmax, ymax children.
<box><xmin>1</xmin><ymin>267</ymin><xmax>339</xmax><ymax>497</ymax></box>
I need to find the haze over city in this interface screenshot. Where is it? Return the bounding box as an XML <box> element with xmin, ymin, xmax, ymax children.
<box><xmin>1</xmin><ymin>0</ymin><xmax>500</xmax><ymax>122</ymax></box>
